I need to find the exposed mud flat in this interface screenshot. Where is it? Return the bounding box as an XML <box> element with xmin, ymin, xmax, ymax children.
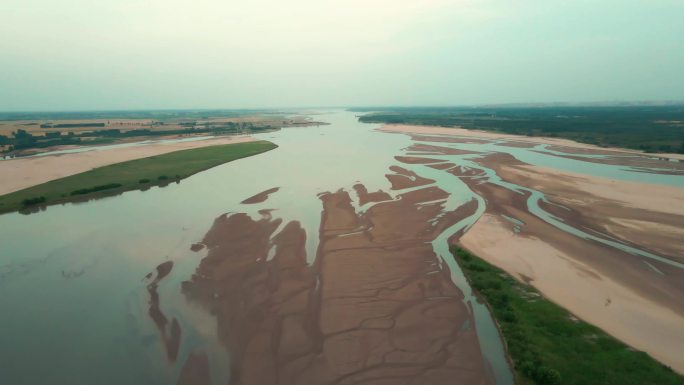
<box><xmin>165</xmin><ymin>171</ymin><xmax>493</xmax><ymax>385</ymax></box>
<box><xmin>241</xmin><ymin>187</ymin><xmax>280</xmax><ymax>204</ymax></box>
<box><xmin>394</xmin><ymin>155</ymin><xmax>443</xmax><ymax>164</ymax></box>
<box><xmin>352</xmin><ymin>183</ymin><xmax>391</xmax><ymax>205</ymax></box>
<box><xmin>145</xmin><ymin>260</ymin><xmax>181</xmax><ymax>363</ymax></box>
<box><xmin>384</xmin><ymin>166</ymin><xmax>434</xmax><ymax>190</ymax></box>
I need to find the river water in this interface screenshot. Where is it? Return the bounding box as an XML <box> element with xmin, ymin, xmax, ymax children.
<box><xmin>0</xmin><ymin>110</ymin><xmax>681</xmax><ymax>385</ymax></box>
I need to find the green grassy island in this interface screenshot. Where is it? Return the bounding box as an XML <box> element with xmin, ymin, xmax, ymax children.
<box><xmin>0</xmin><ymin>140</ymin><xmax>277</xmax><ymax>214</ymax></box>
<box><xmin>452</xmin><ymin>246</ymin><xmax>684</xmax><ymax>385</ymax></box>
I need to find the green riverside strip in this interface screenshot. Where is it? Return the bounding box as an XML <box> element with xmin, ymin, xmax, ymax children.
<box><xmin>451</xmin><ymin>246</ymin><xmax>684</xmax><ymax>385</ymax></box>
<box><xmin>358</xmin><ymin>106</ymin><xmax>684</xmax><ymax>154</ymax></box>
<box><xmin>0</xmin><ymin>140</ymin><xmax>277</xmax><ymax>214</ymax></box>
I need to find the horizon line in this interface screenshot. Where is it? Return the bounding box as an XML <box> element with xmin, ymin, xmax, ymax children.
<box><xmin>1</xmin><ymin>99</ymin><xmax>684</xmax><ymax>114</ymax></box>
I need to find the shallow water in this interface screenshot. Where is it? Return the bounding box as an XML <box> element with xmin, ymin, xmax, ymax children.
<box><xmin>1</xmin><ymin>110</ymin><xmax>680</xmax><ymax>385</ymax></box>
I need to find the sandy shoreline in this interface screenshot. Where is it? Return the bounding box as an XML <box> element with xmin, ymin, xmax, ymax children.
<box><xmin>460</xmin><ymin>214</ymin><xmax>684</xmax><ymax>373</ymax></box>
<box><xmin>383</xmin><ymin>123</ymin><xmax>684</xmax><ymax>373</ymax></box>
<box><xmin>503</xmin><ymin>162</ymin><xmax>684</xmax><ymax>260</ymax></box>
<box><xmin>381</xmin><ymin>124</ymin><xmax>684</xmax><ymax>161</ymax></box>
<box><xmin>0</xmin><ymin>135</ymin><xmax>254</xmax><ymax>195</ymax></box>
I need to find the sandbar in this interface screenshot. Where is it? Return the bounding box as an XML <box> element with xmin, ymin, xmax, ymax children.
<box><xmin>0</xmin><ymin>136</ymin><xmax>254</xmax><ymax>195</ymax></box>
<box><xmin>382</xmin><ymin>124</ymin><xmax>684</xmax><ymax>161</ymax></box>
<box><xmin>386</xmin><ymin>124</ymin><xmax>684</xmax><ymax>372</ymax></box>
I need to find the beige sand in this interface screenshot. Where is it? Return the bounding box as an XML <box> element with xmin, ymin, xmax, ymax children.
<box><xmin>385</xmin><ymin>125</ymin><xmax>684</xmax><ymax>372</ymax></box>
<box><xmin>499</xmin><ymin>162</ymin><xmax>684</xmax><ymax>261</ymax></box>
<box><xmin>463</xmin><ymin>157</ymin><xmax>684</xmax><ymax>373</ymax></box>
<box><xmin>385</xmin><ymin>122</ymin><xmax>684</xmax><ymax>260</ymax></box>
<box><xmin>381</xmin><ymin>124</ymin><xmax>684</xmax><ymax>161</ymax></box>
<box><xmin>460</xmin><ymin>214</ymin><xmax>684</xmax><ymax>373</ymax></box>
<box><xmin>517</xmin><ymin>160</ymin><xmax>684</xmax><ymax>210</ymax></box>
<box><xmin>0</xmin><ymin>136</ymin><xmax>254</xmax><ymax>195</ymax></box>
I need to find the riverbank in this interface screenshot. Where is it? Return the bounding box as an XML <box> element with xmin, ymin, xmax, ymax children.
<box><xmin>0</xmin><ymin>135</ymin><xmax>255</xmax><ymax>195</ymax></box>
<box><xmin>381</xmin><ymin>123</ymin><xmax>684</xmax><ymax>373</ymax></box>
<box><xmin>452</xmin><ymin>246</ymin><xmax>684</xmax><ymax>385</ymax></box>
<box><xmin>380</xmin><ymin>124</ymin><xmax>684</xmax><ymax>162</ymax></box>
<box><xmin>361</xmin><ymin>105</ymin><xmax>684</xmax><ymax>157</ymax></box>
<box><xmin>0</xmin><ymin>111</ymin><xmax>324</xmax><ymax>156</ymax></box>
<box><xmin>0</xmin><ymin>140</ymin><xmax>277</xmax><ymax>214</ymax></box>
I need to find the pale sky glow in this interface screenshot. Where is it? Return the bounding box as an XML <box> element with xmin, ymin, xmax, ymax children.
<box><xmin>1</xmin><ymin>0</ymin><xmax>683</xmax><ymax>110</ymax></box>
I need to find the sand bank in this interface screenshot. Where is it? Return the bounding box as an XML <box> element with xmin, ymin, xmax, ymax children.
<box><xmin>0</xmin><ymin>136</ymin><xmax>254</xmax><ymax>195</ymax></box>
<box><xmin>495</xmin><ymin>160</ymin><xmax>684</xmax><ymax>260</ymax></box>
<box><xmin>381</xmin><ymin>124</ymin><xmax>684</xmax><ymax>161</ymax></box>
<box><xmin>385</xmin><ymin>125</ymin><xmax>684</xmax><ymax>372</ymax></box>
<box><xmin>460</xmin><ymin>213</ymin><xmax>684</xmax><ymax>373</ymax></box>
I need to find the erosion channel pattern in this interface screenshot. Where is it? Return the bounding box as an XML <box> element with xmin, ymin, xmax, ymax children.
<box><xmin>155</xmin><ymin>168</ymin><xmax>496</xmax><ymax>385</ymax></box>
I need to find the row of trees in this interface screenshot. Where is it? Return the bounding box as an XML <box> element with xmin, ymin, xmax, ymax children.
<box><xmin>1</xmin><ymin>122</ymin><xmax>277</xmax><ymax>154</ymax></box>
<box><xmin>1</xmin><ymin>129</ymin><xmax>81</xmax><ymax>151</ymax></box>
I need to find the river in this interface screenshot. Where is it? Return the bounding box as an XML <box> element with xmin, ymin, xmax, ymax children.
<box><xmin>1</xmin><ymin>110</ymin><xmax>681</xmax><ymax>384</ymax></box>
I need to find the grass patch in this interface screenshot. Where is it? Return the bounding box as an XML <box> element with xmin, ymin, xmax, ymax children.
<box><xmin>0</xmin><ymin>140</ymin><xmax>277</xmax><ymax>214</ymax></box>
<box><xmin>451</xmin><ymin>246</ymin><xmax>684</xmax><ymax>385</ymax></box>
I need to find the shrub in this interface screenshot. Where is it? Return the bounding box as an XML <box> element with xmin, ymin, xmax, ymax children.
<box><xmin>518</xmin><ymin>360</ymin><xmax>537</xmax><ymax>378</ymax></box>
<box><xmin>158</xmin><ymin>175</ymin><xmax>169</xmax><ymax>180</ymax></box>
<box><xmin>500</xmin><ymin>310</ymin><xmax>517</xmax><ymax>323</ymax></box>
<box><xmin>22</xmin><ymin>196</ymin><xmax>46</xmax><ymax>206</ymax></box>
<box><xmin>535</xmin><ymin>366</ymin><xmax>562</xmax><ymax>385</ymax></box>
<box><xmin>139</xmin><ymin>178</ymin><xmax>151</xmax><ymax>184</ymax></box>
<box><xmin>70</xmin><ymin>183</ymin><xmax>122</xmax><ymax>196</ymax></box>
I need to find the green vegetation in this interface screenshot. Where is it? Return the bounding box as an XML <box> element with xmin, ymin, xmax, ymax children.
<box><xmin>0</xmin><ymin>140</ymin><xmax>277</xmax><ymax>214</ymax></box>
<box><xmin>357</xmin><ymin>105</ymin><xmax>684</xmax><ymax>153</ymax></box>
<box><xmin>21</xmin><ymin>196</ymin><xmax>46</xmax><ymax>206</ymax></box>
<box><xmin>0</xmin><ymin>108</ymin><xmax>262</xmax><ymax>121</ymax></box>
<box><xmin>1</xmin><ymin>123</ymin><xmax>277</xmax><ymax>154</ymax></box>
<box><xmin>451</xmin><ymin>246</ymin><xmax>684</xmax><ymax>385</ymax></box>
<box><xmin>70</xmin><ymin>183</ymin><xmax>123</xmax><ymax>196</ymax></box>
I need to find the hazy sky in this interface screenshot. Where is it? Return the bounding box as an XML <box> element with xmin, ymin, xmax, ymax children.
<box><xmin>1</xmin><ymin>0</ymin><xmax>683</xmax><ymax>110</ymax></box>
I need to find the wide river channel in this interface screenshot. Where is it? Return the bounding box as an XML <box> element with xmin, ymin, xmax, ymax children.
<box><xmin>1</xmin><ymin>110</ymin><xmax>682</xmax><ymax>385</ymax></box>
